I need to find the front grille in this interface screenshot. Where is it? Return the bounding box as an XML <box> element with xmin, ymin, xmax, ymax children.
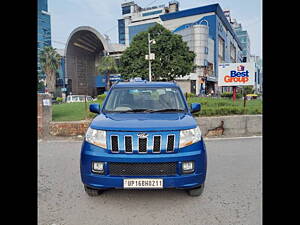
<box><xmin>109</xmin><ymin>133</ymin><xmax>176</xmax><ymax>153</ymax></box>
<box><xmin>109</xmin><ymin>162</ymin><xmax>177</xmax><ymax>176</ymax></box>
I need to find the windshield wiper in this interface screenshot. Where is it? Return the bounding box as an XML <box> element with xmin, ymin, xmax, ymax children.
<box><xmin>151</xmin><ymin>109</ymin><xmax>185</xmax><ymax>112</ymax></box>
<box><xmin>120</xmin><ymin>109</ymin><xmax>155</xmax><ymax>113</ymax></box>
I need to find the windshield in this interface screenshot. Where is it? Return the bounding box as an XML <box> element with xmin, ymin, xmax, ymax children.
<box><xmin>103</xmin><ymin>87</ymin><xmax>187</xmax><ymax>113</ymax></box>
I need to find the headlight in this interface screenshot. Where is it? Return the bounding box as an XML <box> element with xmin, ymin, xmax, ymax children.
<box><xmin>85</xmin><ymin>127</ymin><xmax>106</xmax><ymax>148</ymax></box>
<box><xmin>179</xmin><ymin>126</ymin><xmax>202</xmax><ymax>148</ymax></box>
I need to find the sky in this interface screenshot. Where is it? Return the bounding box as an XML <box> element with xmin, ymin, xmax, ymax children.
<box><xmin>48</xmin><ymin>0</ymin><xmax>262</xmax><ymax>58</ymax></box>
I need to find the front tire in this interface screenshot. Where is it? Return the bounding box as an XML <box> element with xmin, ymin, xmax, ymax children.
<box><xmin>187</xmin><ymin>183</ymin><xmax>205</xmax><ymax>197</ymax></box>
<box><xmin>84</xmin><ymin>185</ymin><xmax>104</xmax><ymax>196</ymax></box>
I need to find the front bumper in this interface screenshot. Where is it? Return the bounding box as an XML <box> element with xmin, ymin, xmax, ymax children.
<box><xmin>80</xmin><ymin>140</ymin><xmax>207</xmax><ymax>190</ymax></box>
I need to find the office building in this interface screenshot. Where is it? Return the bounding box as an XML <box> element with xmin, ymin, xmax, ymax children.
<box><xmin>118</xmin><ymin>1</ymin><xmax>179</xmax><ymax>46</ymax></box>
<box><xmin>250</xmin><ymin>55</ymin><xmax>263</xmax><ymax>93</ymax></box>
<box><xmin>38</xmin><ymin>0</ymin><xmax>52</xmax><ymax>79</ymax></box>
<box><xmin>224</xmin><ymin>10</ymin><xmax>251</xmax><ymax>62</ymax></box>
<box><xmin>118</xmin><ymin>2</ymin><xmax>243</xmax><ymax>94</ymax></box>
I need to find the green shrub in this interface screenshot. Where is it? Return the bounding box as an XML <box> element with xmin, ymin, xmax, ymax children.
<box><xmin>97</xmin><ymin>94</ymin><xmax>107</xmax><ymax>101</ymax></box>
<box><xmin>186</xmin><ymin>92</ymin><xmax>196</xmax><ymax>98</ymax></box>
<box><xmin>220</xmin><ymin>92</ymin><xmax>232</xmax><ymax>98</ymax></box>
<box><xmin>243</xmin><ymin>86</ymin><xmax>254</xmax><ymax>95</ymax></box>
<box><xmin>220</xmin><ymin>92</ymin><xmax>242</xmax><ymax>99</ymax></box>
<box><xmin>56</xmin><ymin>97</ymin><xmax>63</xmax><ymax>102</ymax></box>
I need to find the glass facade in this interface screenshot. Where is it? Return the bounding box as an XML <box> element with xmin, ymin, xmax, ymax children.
<box><xmin>118</xmin><ymin>19</ymin><xmax>125</xmax><ymax>44</ymax></box>
<box><xmin>37</xmin><ymin>0</ymin><xmax>51</xmax><ymax>78</ymax></box>
<box><xmin>142</xmin><ymin>10</ymin><xmax>163</xmax><ymax>17</ymax></box>
<box><xmin>234</xmin><ymin>29</ymin><xmax>250</xmax><ymax>61</ymax></box>
<box><xmin>129</xmin><ymin>22</ymin><xmax>157</xmax><ymax>43</ymax></box>
<box><xmin>230</xmin><ymin>42</ymin><xmax>236</xmax><ymax>62</ymax></box>
<box><xmin>218</xmin><ymin>36</ymin><xmax>225</xmax><ymax>63</ymax></box>
<box><xmin>38</xmin><ymin>0</ymin><xmax>47</xmax><ymax>11</ymax></box>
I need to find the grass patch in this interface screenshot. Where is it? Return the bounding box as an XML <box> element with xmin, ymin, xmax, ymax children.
<box><xmin>52</xmin><ymin>100</ymin><xmax>103</xmax><ymax>121</ymax></box>
<box><xmin>188</xmin><ymin>97</ymin><xmax>262</xmax><ymax>117</ymax></box>
<box><xmin>52</xmin><ymin>97</ymin><xmax>262</xmax><ymax>121</ymax></box>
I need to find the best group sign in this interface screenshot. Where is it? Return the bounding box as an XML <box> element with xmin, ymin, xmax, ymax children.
<box><xmin>218</xmin><ymin>63</ymin><xmax>255</xmax><ymax>86</ymax></box>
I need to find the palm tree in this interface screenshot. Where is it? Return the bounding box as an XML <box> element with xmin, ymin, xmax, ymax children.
<box><xmin>97</xmin><ymin>56</ymin><xmax>118</xmax><ymax>91</ymax></box>
<box><xmin>39</xmin><ymin>46</ymin><xmax>61</xmax><ymax>96</ymax></box>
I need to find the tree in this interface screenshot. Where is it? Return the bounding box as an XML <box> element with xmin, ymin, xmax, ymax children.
<box><xmin>243</xmin><ymin>85</ymin><xmax>255</xmax><ymax>95</ymax></box>
<box><xmin>37</xmin><ymin>80</ymin><xmax>45</xmax><ymax>92</ymax></box>
<box><xmin>97</xmin><ymin>56</ymin><xmax>118</xmax><ymax>91</ymax></box>
<box><xmin>119</xmin><ymin>23</ymin><xmax>196</xmax><ymax>81</ymax></box>
<box><xmin>39</xmin><ymin>46</ymin><xmax>61</xmax><ymax>96</ymax></box>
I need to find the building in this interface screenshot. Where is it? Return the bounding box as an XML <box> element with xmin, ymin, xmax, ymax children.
<box><xmin>118</xmin><ymin>1</ymin><xmax>179</xmax><ymax>46</ymax></box>
<box><xmin>37</xmin><ymin>0</ymin><xmax>51</xmax><ymax>79</ymax></box>
<box><xmin>224</xmin><ymin>10</ymin><xmax>251</xmax><ymax>63</ymax></box>
<box><xmin>64</xmin><ymin>26</ymin><xmax>126</xmax><ymax>97</ymax></box>
<box><xmin>118</xmin><ymin>2</ymin><xmax>243</xmax><ymax>94</ymax></box>
<box><xmin>250</xmin><ymin>55</ymin><xmax>263</xmax><ymax>93</ymax></box>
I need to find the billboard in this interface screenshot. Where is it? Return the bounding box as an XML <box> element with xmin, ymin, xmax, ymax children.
<box><xmin>218</xmin><ymin>63</ymin><xmax>255</xmax><ymax>86</ymax></box>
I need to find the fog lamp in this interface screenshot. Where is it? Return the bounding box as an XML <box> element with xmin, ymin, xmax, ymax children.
<box><xmin>92</xmin><ymin>162</ymin><xmax>104</xmax><ymax>173</ymax></box>
<box><xmin>182</xmin><ymin>161</ymin><xmax>194</xmax><ymax>173</ymax></box>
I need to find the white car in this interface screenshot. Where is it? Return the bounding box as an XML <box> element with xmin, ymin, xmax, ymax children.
<box><xmin>66</xmin><ymin>95</ymin><xmax>95</xmax><ymax>103</ymax></box>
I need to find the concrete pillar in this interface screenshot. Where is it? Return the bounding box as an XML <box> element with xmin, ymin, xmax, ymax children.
<box><xmin>38</xmin><ymin>93</ymin><xmax>52</xmax><ymax>138</ymax></box>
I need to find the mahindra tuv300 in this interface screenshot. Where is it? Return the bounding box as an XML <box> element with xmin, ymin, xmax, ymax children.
<box><xmin>80</xmin><ymin>80</ymin><xmax>207</xmax><ymax>196</ymax></box>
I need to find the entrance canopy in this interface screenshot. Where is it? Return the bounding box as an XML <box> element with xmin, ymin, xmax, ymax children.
<box><xmin>65</xmin><ymin>26</ymin><xmax>110</xmax><ymax>96</ymax></box>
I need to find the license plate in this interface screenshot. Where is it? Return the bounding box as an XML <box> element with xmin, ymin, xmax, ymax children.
<box><xmin>123</xmin><ymin>178</ymin><xmax>163</xmax><ymax>189</ymax></box>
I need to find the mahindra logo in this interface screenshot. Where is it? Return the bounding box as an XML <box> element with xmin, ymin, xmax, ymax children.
<box><xmin>237</xmin><ymin>65</ymin><xmax>245</xmax><ymax>71</ymax></box>
<box><xmin>137</xmin><ymin>133</ymin><xmax>148</xmax><ymax>139</ymax></box>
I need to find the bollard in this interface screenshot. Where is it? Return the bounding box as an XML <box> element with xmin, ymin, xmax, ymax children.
<box><xmin>38</xmin><ymin>93</ymin><xmax>52</xmax><ymax>138</ymax></box>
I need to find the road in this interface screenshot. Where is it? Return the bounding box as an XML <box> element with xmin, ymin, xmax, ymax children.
<box><xmin>38</xmin><ymin>136</ymin><xmax>262</xmax><ymax>225</ymax></box>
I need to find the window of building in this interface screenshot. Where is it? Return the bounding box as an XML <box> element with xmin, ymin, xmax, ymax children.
<box><xmin>230</xmin><ymin>42</ymin><xmax>236</xmax><ymax>63</ymax></box>
<box><xmin>142</xmin><ymin>10</ymin><xmax>162</xmax><ymax>17</ymax></box>
<box><xmin>204</xmin><ymin>47</ymin><xmax>208</xmax><ymax>54</ymax></box>
<box><xmin>118</xmin><ymin>19</ymin><xmax>125</xmax><ymax>44</ymax></box>
<box><xmin>122</xmin><ymin>6</ymin><xmax>131</xmax><ymax>15</ymax></box>
<box><xmin>218</xmin><ymin>36</ymin><xmax>225</xmax><ymax>63</ymax></box>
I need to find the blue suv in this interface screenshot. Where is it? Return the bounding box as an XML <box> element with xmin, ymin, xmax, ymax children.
<box><xmin>80</xmin><ymin>81</ymin><xmax>207</xmax><ymax>196</ymax></box>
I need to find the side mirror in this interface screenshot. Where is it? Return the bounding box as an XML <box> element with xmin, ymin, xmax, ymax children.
<box><xmin>89</xmin><ymin>103</ymin><xmax>101</xmax><ymax>114</ymax></box>
<box><xmin>191</xmin><ymin>103</ymin><xmax>201</xmax><ymax>113</ymax></box>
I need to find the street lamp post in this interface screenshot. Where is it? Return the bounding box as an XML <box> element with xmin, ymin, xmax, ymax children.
<box><xmin>146</xmin><ymin>33</ymin><xmax>156</xmax><ymax>82</ymax></box>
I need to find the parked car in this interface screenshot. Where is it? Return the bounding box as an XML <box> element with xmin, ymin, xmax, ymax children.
<box><xmin>66</xmin><ymin>95</ymin><xmax>94</xmax><ymax>103</ymax></box>
<box><xmin>80</xmin><ymin>80</ymin><xmax>207</xmax><ymax>197</ymax></box>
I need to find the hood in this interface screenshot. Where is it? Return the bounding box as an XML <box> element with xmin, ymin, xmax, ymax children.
<box><xmin>90</xmin><ymin>113</ymin><xmax>197</xmax><ymax>131</ymax></box>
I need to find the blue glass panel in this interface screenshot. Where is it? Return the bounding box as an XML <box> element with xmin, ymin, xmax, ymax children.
<box><xmin>142</xmin><ymin>10</ymin><xmax>162</xmax><ymax>17</ymax></box>
<box><xmin>118</xmin><ymin>19</ymin><xmax>125</xmax><ymax>44</ymax></box>
<box><xmin>122</xmin><ymin>6</ymin><xmax>131</xmax><ymax>15</ymax></box>
<box><xmin>129</xmin><ymin>22</ymin><xmax>157</xmax><ymax>43</ymax></box>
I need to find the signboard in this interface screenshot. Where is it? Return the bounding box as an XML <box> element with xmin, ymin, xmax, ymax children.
<box><xmin>145</xmin><ymin>53</ymin><xmax>155</xmax><ymax>60</ymax></box>
<box><xmin>42</xmin><ymin>99</ymin><xmax>51</xmax><ymax>106</ymax></box>
<box><xmin>110</xmin><ymin>74</ymin><xmax>121</xmax><ymax>81</ymax></box>
<box><xmin>218</xmin><ymin>63</ymin><xmax>255</xmax><ymax>86</ymax></box>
